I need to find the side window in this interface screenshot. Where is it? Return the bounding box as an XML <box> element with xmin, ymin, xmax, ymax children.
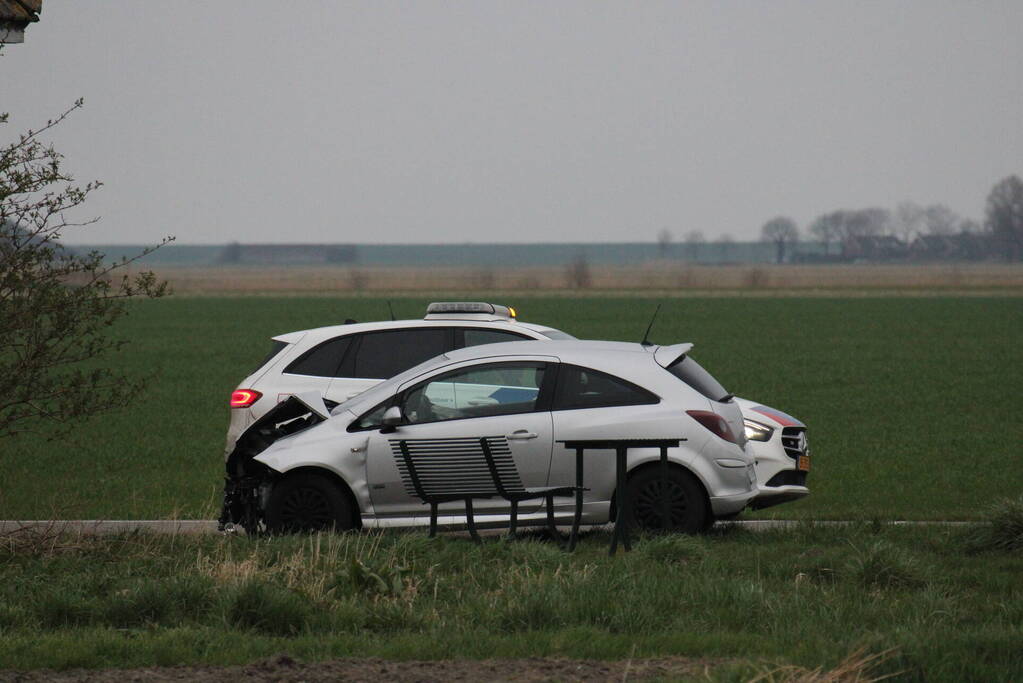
<box><xmin>283</xmin><ymin>336</ymin><xmax>352</xmax><ymax>377</ymax></box>
<box><xmin>401</xmin><ymin>362</ymin><xmax>546</xmax><ymax>424</ymax></box>
<box><xmin>351</xmin><ymin>329</ymin><xmax>449</xmax><ymax>379</ymax></box>
<box><xmin>553</xmin><ymin>364</ymin><xmax>659</xmax><ymax>411</ymax></box>
<box><xmin>350</xmin><ymin>399</ymin><xmax>392</xmax><ymax>431</ymax></box>
<box><xmin>461</xmin><ymin>328</ymin><xmax>531</xmax><ymax>348</ymax></box>
<box><xmin>252</xmin><ymin>340</ymin><xmax>288</xmax><ymax>374</ymax></box>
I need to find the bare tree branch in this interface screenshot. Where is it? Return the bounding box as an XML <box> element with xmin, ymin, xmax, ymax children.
<box><xmin>1</xmin><ymin>96</ymin><xmax>174</xmax><ymax>441</ymax></box>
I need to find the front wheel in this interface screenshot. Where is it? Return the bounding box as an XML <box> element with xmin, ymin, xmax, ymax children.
<box><xmin>626</xmin><ymin>467</ymin><xmax>709</xmax><ymax>533</ymax></box>
<box><xmin>265</xmin><ymin>473</ymin><xmax>354</xmax><ymax>534</ymax></box>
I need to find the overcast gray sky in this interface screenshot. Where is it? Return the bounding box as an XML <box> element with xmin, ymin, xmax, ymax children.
<box><xmin>4</xmin><ymin>1</ymin><xmax>1021</xmax><ymax>245</ymax></box>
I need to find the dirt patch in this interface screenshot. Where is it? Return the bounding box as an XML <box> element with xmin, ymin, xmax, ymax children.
<box><xmin>2</xmin><ymin>654</ymin><xmax>728</xmax><ymax>682</ymax></box>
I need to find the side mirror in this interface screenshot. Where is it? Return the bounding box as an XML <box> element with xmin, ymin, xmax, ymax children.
<box><xmin>380</xmin><ymin>405</ymin><xmax>402</xmax><ymax>433</ymax></box>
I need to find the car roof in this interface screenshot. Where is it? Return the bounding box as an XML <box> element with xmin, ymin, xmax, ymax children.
<box><xmin>272</xmin><ymin>318</ymin><xmax>562</xmax><ymax>345</ymax></box>
<box><xmin>336</xmin><ymin>339</ymin><xmax>696</xmax><ymax>417</ymax></box>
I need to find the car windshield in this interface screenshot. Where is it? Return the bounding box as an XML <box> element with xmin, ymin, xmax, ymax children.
<box><xmin>332</xmin><ymin>353</ymin><xmax>454</xmax><ymax>416</ymax></box>
<box><xmin>665</xmin><ymin>355</ymin><xmax>732</xmax><ymax>403</ymax></box>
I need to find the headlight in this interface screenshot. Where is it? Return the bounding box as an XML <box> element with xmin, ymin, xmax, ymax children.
<box><xmin>743</xmin><ymin>418</ymin><xmax>774</xmax><ymax>442</ymax></box>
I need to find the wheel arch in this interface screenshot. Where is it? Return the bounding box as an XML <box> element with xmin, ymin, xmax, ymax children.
<box><xmin>610</xmin><ymin>460</ymin><xmax>713</xmax><ymax>526</ymax></box>
<box><xmin>272</xmin><ymin>466</ymin><xmax>363</xmax><ymax>529</ymax></box>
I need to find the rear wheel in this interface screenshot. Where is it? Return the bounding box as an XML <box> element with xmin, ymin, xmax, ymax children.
<box><xmin>626</xmin><ymin>467</ymin><xmax>709</xmax><ymax>533</ymax></box>
<box><xmin>266</xmin><ymin>473</ymin><xmax>354</xmax><ymax>534</ymax></box>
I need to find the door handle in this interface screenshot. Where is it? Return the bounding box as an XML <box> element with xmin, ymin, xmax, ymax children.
<box><xmin>507</xmin><ymin>430</ymin><xmax>538</xmax><ymax>440</ymax></box>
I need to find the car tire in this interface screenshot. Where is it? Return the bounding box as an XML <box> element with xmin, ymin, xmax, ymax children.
<box><xmin>265</xmin><ymin>473</ymin><xmax>354</xmax><ymax>534</ymax></box>
<box><xmin>626</xmin><ymin>467</ymin><xmax>709</xmax><ymax>534</ymax></box>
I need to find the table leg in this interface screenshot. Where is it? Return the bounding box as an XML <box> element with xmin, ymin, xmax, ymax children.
<box><xmin>568</xmin><ymin>447</ymin><xmax>584</xmax><ymax>552</ymax></box>
<box><xmin>611</xmin><ymin>446</ymin><xmax>630</xmax><ymax>555</ymax></box>
<box><xmin>660</xmin><ymin>445</ymin><xmax>670</xmax><ymax>530</ymax></box>
<box><xmin>619</xmin><ymin>447</ymin><xmax>631</xmax><ymax>551</ymax></box>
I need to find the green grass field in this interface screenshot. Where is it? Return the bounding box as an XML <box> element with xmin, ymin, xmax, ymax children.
<box><xmin>1</xmin><ymin>522</ymin><xmax>1021</xmax><ymax>679</ymax></box>
<box><xmin>1</xmin><ymin>295</ymin><xmax>1020</xmax><ymax>520</ymax></box>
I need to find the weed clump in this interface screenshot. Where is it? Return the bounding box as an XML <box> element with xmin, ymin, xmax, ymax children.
<box><xmin>104</xmin><ymin>582</ymin><xmax>173</xmax><ymax>628</ymax></box>
<box><xmin>639</xmin><ymin>533</ymin><xmax>708</xmax><ymax>565</ymax></box>
<box><xmin>845</xmin><ymin>541</ymin><xmax>925</xmax><ymax>591</ymax></box>
<box><xmin>226</xmin><ymin>580</ymin><xmax>311</xmax><ymax>635</ymax></box>
<box><xmin>103</xmin><ymin>576</ymin><xmax>215</xmax><ymax>628</ymax></box>
<box><xmin>35</xmin><ymin>591</ymin><xmax>97</xmax><ymax>628</ymax></box>
<box><xmin>331</xmin><ymin>557</ymin><xmax>411</xmax><ymax>599</ymax></box>
<box><xmin>966</xmin><ymin>496</ymin><xmax>1023</xmax><ymax>553</ymax></box>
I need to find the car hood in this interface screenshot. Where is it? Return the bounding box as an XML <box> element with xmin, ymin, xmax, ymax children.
<box><xmin>734</xmin><ymin>396</ymin><xmax>805</xmax><ymax>428</ymax></box>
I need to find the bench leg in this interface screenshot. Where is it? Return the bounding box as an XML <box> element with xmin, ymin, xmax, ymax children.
<box><xmin>508</xmin><ymin>500</ymin><xmax>519</xmax><ymax>539</ymax></box>
<box><xmin>465</xmin><ymin>498</ymin><xmax>481</xmax><ymax>544</ymax></box>
<box><xmin>545</xmin><ymin>494</ymin><xmax>561</xmax><ymax>542</ymax></box>
<box><xmin>429</xmin><ymin>503</ymin><xmax>438</xmax><ymax>538</ymax></box>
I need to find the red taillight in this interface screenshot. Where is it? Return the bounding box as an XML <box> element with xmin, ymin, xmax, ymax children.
<box><xmin>686</xmin><ymin>410</ymin><xmax>741</xmax><ymax>445</ymax></box>
<box><xmin>230</xmin><ymin>389</ymin><xmax>262</xmax><ymax>408</ymax></box>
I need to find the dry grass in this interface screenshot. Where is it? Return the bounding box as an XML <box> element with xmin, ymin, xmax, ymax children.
<box><xmin>748</xmin><ymin>646</ymin><xmax>901</xmax><ymax>683</ymax></box>
<box><xmin>145</xmin><ymin>263</ymin><xmax>1023</xmax><ymax>295</ymax></box>
<box><xmin>194</xmin><ymin>531</ymin><xmax>397</xmax><ymax>602</ymax></box>
<box><xmin>0</xmin><ymin>523</ymin><xmax>87</xmax><ymax>556</ymax></box>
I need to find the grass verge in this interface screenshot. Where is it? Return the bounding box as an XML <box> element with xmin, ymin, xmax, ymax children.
<box><xmin>1</xmin><ymin>523</ymin><xmax>1020</xmax><ymax>680</ymax></box>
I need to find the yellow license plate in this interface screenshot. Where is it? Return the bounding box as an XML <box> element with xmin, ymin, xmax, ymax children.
<box><xmin>798</xmin><ymin>455</ymin><xmax>811</xmax><ymax>471</ymax></box>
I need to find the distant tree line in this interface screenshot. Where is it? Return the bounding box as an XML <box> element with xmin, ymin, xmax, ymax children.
<box><xmin>755</xmin><ymin>175</ymin><xmax>1023</xmax><ymax>263</ymax></box>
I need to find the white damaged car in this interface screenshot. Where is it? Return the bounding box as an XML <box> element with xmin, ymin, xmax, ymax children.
<box><xmin>219</xmin><ymin>339</ymin><xmax>763</xmax><ymax>534</ymax></box>
<box><xmin>222</xmin><ymin>303</ymin><xmax>810</xmax><ymax>518</ymax></box>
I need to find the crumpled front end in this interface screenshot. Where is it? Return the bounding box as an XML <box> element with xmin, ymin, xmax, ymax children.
<box><xmin>218</xmin><ymin>393</ymin><xmax>329</xmax><ymax>533</ymax></box>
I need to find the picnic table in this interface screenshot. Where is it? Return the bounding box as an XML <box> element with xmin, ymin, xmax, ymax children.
<box><xmin>558</xmin><ymin>438</ymin><xmax>685</xmax><ymax>555</ymax></box>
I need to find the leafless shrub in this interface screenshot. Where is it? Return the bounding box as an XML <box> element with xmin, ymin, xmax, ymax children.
<box><xmin>348</xmin><ymin>268</ymin><xmax>368</xmax><ymax>291</ymax></box>
<box><xmin>745</xmin><ymin>267</ymin><xmax>768</xmax><ymax>289</ymax></box>
<box><xmin>565</xmin><ymin>254</ymin><xmax>591</xmax><ymax>289</ymax></box>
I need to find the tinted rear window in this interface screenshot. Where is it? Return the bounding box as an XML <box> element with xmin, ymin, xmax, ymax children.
<box><xmin>284</xmin><ymin>336</ymin><xmax>353</xmax><ymax>377</ymax></box>
<box><xmin>553</xmin><ymin>364</ymin><xmax>658</xmax><ymax>410</ymax></box>
<box><xmin>351</xmin><ymin>328</ymin><xmax>449</xmax><ymax>379</ymax></box>
<box><xmin>254</xmin><ymin>340</ymin><xmax>288</xmax><ymax>374</ymax></box>
<box><xmin>665</xmin><ymin>355</ymin><xmax>731</xmax><ymax>402</ymax></box>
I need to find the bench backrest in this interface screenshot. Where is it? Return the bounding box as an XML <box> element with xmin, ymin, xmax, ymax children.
<box><xmin>390</xmin><ymin>436</ymin><xmax>525</xmax><ymax>500</ymax></box>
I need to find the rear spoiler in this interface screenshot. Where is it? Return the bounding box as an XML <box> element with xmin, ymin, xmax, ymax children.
<box><xmin>653</xmin><ymin>342</ymin><xmax>693</xmax><ymax>368</ymax></box>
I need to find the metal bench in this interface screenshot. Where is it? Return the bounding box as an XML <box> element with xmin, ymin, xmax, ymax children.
<box><xmin>395</xmin><ymin>437</ymin><xmax>584</xmax><ymax>545</ymax></box>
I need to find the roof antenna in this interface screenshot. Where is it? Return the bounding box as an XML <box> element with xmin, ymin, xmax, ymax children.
<box><xmin>386</xmin><ymin>300</ymin><xmax>396</xmax><ymax>321</ymax></box>
<box><xmin>640</xmin><ymin>303</ymin><xmax>662</xmax><ymax>347</ymax></box>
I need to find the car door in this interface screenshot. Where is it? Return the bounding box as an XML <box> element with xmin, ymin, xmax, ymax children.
<box><xmin>364</xmin><ymin>360</ymin><xmax>555</xmax><ymax>519</ymax></box>
<box><xmin>547</xmin><ymin>363</ymin><xmax>663</xmax><ymax>505</ymax></box>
